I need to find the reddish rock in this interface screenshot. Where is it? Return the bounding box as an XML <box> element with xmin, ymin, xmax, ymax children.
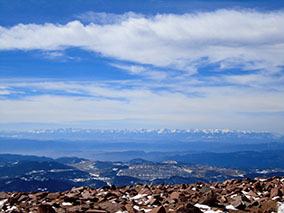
<box><xmin>18</xmin><ymin>194</ymin><xmax>28</xmax><ymax>202</ymax></box>
<box><xmin>80</xmin><ymin>203</ymin><xmax>91</xmax><ymax>209</ymax></box>
<box><xmin>196</xmin><ymin>181</ymin><xmax>204</xmax><ymax>185</ymax></box>
<box><xmin>124</xmin><ymin>203</ymin><xmax>135</xmax><ymax>213</ymax></box>
<box><xmin>253</xmin><ymin>181</ymin><xmax>262</xmax><ymax>192</ymax></box>
<box><xmin>247</xmin><ymin>199</ymin><xmax>260</xmax><ymax>208</ymax></box>
<box><xmin>217</xmin><ymin>195</ymin><xmax>227</xmax><ymax>204</ymax></box>
<box><xmin>139</xmin><ymin>187</ymin><xmax>152</xmax><ymax>195</ymax></box>
<box><xmin>280</xmin><ymin>187</ymin><xmax>284</xmax><ymax>195</ymax></box>
<box><xmin>169</xmin><ymin>191</ymin><xmax>180</xmax><ymax>200</ymax></box>
<box><xmin>0</xmin><ymin>192</ymin><xmax>8</xmax><ymax>199</ymax></box>
<box><xmin>47</xmin><ymin>192</ymin><xmax>60</xmax><ymax>200</ymax></box>
<box><xmin>86</xmin><ymin>210</ymin><xmax>108</xmax><ymax>213</ymax></box>
<box><xmin>212</xmin><ymin>182</ymin><xmax>219</xmax><ymax>188</ymax></box>
<box><xmin>199</xmin><ymin>190</ymin><xmax>216</xmax><ymax>205</ymax></box>
<box><xmin>104</xmin><ymin>192</ymin><xmax>118</xmax><ymax>200</ymax></box>
<box><xmin>37</xmin><ymin>204</ymin><xmax>56</xmax><ymax>213</ymax></box>
<box><xmin>247</xmin><ymin>190</ymin><xmax>258</xmax><ymax>197</ymax></box>
<box><xmin>35</xmin><ymin>192</ymin><xmax>48</xmax><ymax>199</ymax></box>
<box><xmin>148</xmin><ymin>197</ymin><xmax>161</xmax><ymax>206</ymax></box>
<box><xmin>28</xmin><ymin>194</ymin><xmax>38</xmax><ymax>200</ymax></box>
<box><xmin>231</xmin><ymin>199</ymin><xmax>246</xmax><ymax>210</ymax></box>
<box><xmin>151</xmin><ymin>206</ymin><xmax>166</xmax><ymax>213</ymax></box>
<box><xmin>270</xmin><ymin>187</ymin><xmax>282</xmax><ymax>198</ymax></box>
<box><xmin>98</xmin><ymin>201</ymin><xmax>121</xmax><ymax>212</ymax></box>
<box><xmin>110</xmin><ymin>184</ymin><xmax>116</xmax><ymax>190</ymax></box>
<box><xmin>265</xmin><ymin>182</ymin><xmax>274</xmax><ymax>191</ymax></box>
<box><xmin>263</xmin><ymin>191</ymin><xmax>270</xmax><ymax>197</ymax></box>
<box><xmin>68</xmin><ymin>205</ymin><xmax>82</xmax><ymax>212</ymax></box>
<box><xmin>0</xmin><ymin>176</ymin><xmax>283</xmax><ymax>213</ymax></box>
<box><xmin>72</xmin><ymin>186</ymin><xmax>85</xmax><ymax>192</ymax></box>
<box><xmin>176</xmin><ymin>203</ymin><xmax>202</xmax><ymax>213</ymax></box>
<box><xmin>225</xmin><ymin>184</ymin><xmax>236</xmax><ymax>193</ymax></box>
<box><xmin>200</xmin><ymin>186</ymin><xmax>211</xmax><ymax>194</ymax></box>
<box><xmin>260</xmin><ymin>201</ymin><xmax>278</xmax><ymax>212</ymax></box>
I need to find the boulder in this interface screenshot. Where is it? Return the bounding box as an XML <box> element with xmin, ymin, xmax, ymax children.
<box><xmin>151</xmin><ymin>206</ymin><xmax>166</xmax><ymax>213</ymax></box>
<box><xmin>37</xmin><ymin>204</ymin><xmax>56</xmax><ymax>213</ymax></box>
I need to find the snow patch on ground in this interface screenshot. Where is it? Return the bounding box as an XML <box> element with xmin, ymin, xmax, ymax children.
<box><xmin>61</xmin><ymin>202</ymin><xmax>72</xmax><ymax>206</ymax></box>
<box><xmin>0</xmin><ymin>199</ymin><xmax>8</xmax><ymax>206</ymax></box>
<box><xmin>226</xmin><ymin>205</ymin><xmax>238</xmax><ymax>210</ymax></box>
<box><xmin>278</xmin><ymin>202</ymin><xmax>284</xmax><ymax>213</ymax></box>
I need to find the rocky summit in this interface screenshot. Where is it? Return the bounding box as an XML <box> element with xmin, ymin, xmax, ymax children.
<box><xmin>0</xmin><ymin>177</ymin><xmax>284</xmax><ymax>213</ymax></box>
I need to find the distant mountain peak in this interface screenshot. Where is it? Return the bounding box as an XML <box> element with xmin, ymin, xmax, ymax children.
<box><xmin>0</xmin><ymin>128</ymin><xmax>281</xmax><ymax>143</ymax></box>
<box><xmin>20</xmin><ymin>127</ymin><xmax>271</xmax><ymax>135</ymax></box>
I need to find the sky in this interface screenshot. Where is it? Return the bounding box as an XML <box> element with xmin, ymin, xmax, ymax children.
<box><xmin>0</xmin><ymin>0</ymin><xmax>284</xmax><ymax>133</ymax></box>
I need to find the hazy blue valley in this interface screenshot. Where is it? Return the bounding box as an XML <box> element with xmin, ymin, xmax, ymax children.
<box><xmin>1</xmin><ymin>128</ymin><xmax>284</xmax><ymax>192</ymax></box>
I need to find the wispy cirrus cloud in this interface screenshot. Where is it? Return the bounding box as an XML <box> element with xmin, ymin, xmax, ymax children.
<box><xmin>76</xmin><ymin>11</ymin><xmax>144</xmax><ymax>25</ymax></box>
<box><xmin>0</xmin><ymin>70</ymin><xmax>282</xmax><ymax>132</ymax></box>
<box><xmin>1</xmin><ymin>9</ymin><xmax>284</xmax><ymax>132</ymax></box>
<box><xmin>0</xmin><ymin>10</ymin><xmax>284</xmax><ymax>74</ymax></box>
<box><xmin>1</xmin><ymin>81</ymin><xmax>283</xmax><ymax>114</ymax></box>
<box><xmin>110</xmin><ymin>63</ymin><xmax>169</xmax><ymax>80</ymax></box>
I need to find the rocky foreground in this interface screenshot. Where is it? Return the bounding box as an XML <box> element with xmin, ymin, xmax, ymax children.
<box><xmin>1</xmin><ymin>177</ymin><xmax>284</xmax><ymax>213</ymax></box>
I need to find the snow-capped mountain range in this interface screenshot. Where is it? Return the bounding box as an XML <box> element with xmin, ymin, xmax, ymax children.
<box><xmin>0</xmin><ymin>128</ymin><xmax>282</xmax><ymax>143</ymax></box>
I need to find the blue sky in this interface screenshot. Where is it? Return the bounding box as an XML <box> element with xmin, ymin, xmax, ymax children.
<box><xmin>0</xmin><ymin>0</ymin><xmax>284</xmax><ymax>133</ymax></box>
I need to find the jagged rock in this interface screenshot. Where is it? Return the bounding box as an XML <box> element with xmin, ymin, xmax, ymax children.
<box><xmin>199</xmin><ymin>190</ymin><xmax>216</xmax><ymax>205</ymax></box>
<box><xmin>0</xmin><ymin>177</ymin><xmax>283</xmax><ymax>213</ymax></box>
<box><xmin>86</xmin><ymin>210</ymin><xmax>108</xmax><ymax>213</ymax></box>
<box><xmin>110</xmin><ymin>184</ymin><xmax>116</xmax><ymax>190</ymax></box>
<box><xmin>124</xmin><ymin>203</ymin><xmax>135</xmax><ymax>213</ymax></box>
<box><xmin>200</xmin><ymin>186</ymin><xmax>211</xmax><ymax>194</ymax></box>
<box><xmin>247</xmin><ymin>190</ymin><xmax>258</xmax><ymax>197</ymax></box>
<box><xmin>35</xmin><ymin>192</ymin><xmax>48</xmax><ymax>199</ymax></box>
<box><xmin>148</xmin><ymin>197</ymin><xmax>161</xmax><ymax>206</ymax></box>
<box><xmin>247</xmin><ymin>200</ymin><xmax>260</xmax><ymax>208</ymax></box>
<box><xmin>260</xmin><ymin>201</ymin><xmax>278</xmax><ymax>212</ymax></box>
<box><xmin>151</xmin><ymin>206</ymin><xmax>166</xmax><ymax>213</ymax></box>
<box><xmin>169</xmin><ymin>191</ymin><xmax>180</xmax><ymax>200</ymax></box>
<box><xmin>103</xmin><ymin>192</ymin><xmax>118</xmax><ymax>200</ymax></box>
<box><xmin>98</xmin><ymin>201</ymin><xmax>121</xmax><ymax>212</ymax></box>
<box><xmin>72</xmin><ymin>186</ymin><xmax>84</xmax><ymax>192</ymax></box>
<box><xmin>0</xmin><ymin>192</ymin><xmax>8</xmax><ymax>199</ymax></box>
<box><xmin>18</xmin><ymin>194</ymin><xmax>28</xmax><ymax>202</ymax></box>
<box><xmin>176</xmin><ymin>203</ymin><xmax>202</xmax><ymax>213</ymax></box>
<box><xmin>139</xmin><ymin>187</ymin><xmax>152</xmax><ymax>195</ymax></box>
<box><xmin>67</xmin><ymin>205</ymin><xmax>82</xmax><ymax>212</ymax></box>
<box><xmin>38</xmin><ymin>204</ymin><xmax>56</xmax><ymax>213</ymax></box>
<box><xmin>231</xmin><ymin>199</ymin><xmax>246</xmax><ymax>210</ymax></box>
<box><xmin>227</xmin><ymin>183</ymin><xmax>237</xmax><ymax>192</ymax></box>
<box><xmin>217</xmin><ymin>195</ymin><xmax>227</xmax><ymax>204</ymax></box>
<box><xmin>47</xmin><ymin>192</ymin><xmax>60</xmax><ymax>200</ymax></box>
<box><xmin>230</xmin><ymin>196</ymin><xmax>248</xmax><ymax>210</ymax></box>
<box><xmin>253</xmin><ymin>181</ymin><xmax>262</xmax><ymax>192</ymax></box>
<box><xmin>270</xmin><ymin>187</ymin><xmax>282</xmax><ymax>198</ymax></box>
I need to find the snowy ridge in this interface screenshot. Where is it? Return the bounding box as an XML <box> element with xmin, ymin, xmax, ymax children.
<box><xmin>25</xmin><ymin>128</ymin><xmax>269</xmax><ymax>135</ymax></box>
<box><xmin>0</xmin><ymin>128</ymin><xmax>281</xmax><ymax>143</ymax></box>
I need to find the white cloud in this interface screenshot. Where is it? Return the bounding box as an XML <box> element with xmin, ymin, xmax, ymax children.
<box><xmin>0</xmin><ymin>79</ymin><xmax>283</xmax><ymax>132</ymax></box>
<box><xmin>110</xmin><ymin>63</ymin><xmax>169</xmax><ymax>80</ymax></box>
<box><xmin>0</xmin><ymin>90</ymin><xmax>10</xmax><ymax>95</ymax></box>
<box><xmin>110</xmin><ymin>64</ymin><xmax>148</xmax><ymax>74</ymax></box>
<box><xmin>1</xmin><ymin>10</ymin><xmax>284</xmax><ymax>73</ymax></box>
<box><xmin>76</xmin><ymin>11</ymin><xmax>144</xmax><ymax>25</ymax></box>
<box><xmin>1</xmin><ymin>10</ymin><xmax>283</xmax><ymax>132</ymax></box>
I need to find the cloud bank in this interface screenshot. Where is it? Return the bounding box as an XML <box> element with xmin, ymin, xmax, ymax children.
<box><xmin>0</xmin><ymin>79</ymin><xmax>283</xmax><ymax>132</ymax></box>
<box><xmin>1</xmin><ymin>10</ymin><xmax>284</xmax><ymax>73</ymax></box>
<box><xmin>0</xmin><ymin>10</ymin><xmax>283</xmax><ymax>132</ymax></box>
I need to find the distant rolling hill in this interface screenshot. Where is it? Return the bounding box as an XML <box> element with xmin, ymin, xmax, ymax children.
<box><xmin>0</xmin><ymin>153</ymin><xmax>283</xmax><ymax>192</ymax></box>
<box><xmin>166</xmin><ymin>150</ymin><xmax>284</xmax><ymax>169</ymax></box>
